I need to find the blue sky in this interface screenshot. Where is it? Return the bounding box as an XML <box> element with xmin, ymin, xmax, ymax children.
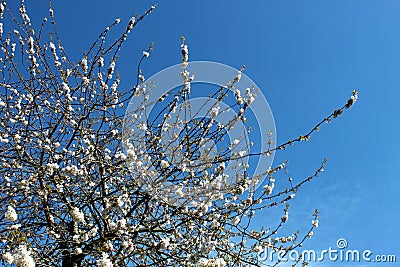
<box><xmin>10</xmin><ymin>0</ymin><xmax>400</xmax><ymax>265</ymax></box>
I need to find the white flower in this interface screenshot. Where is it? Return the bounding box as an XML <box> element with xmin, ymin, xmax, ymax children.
<box><xmin>199</xmin><ymin>258</ymin><xmax>226</xmax><ymax>267</ymax></box>
<box><xmin>2</xmin><ymin>252</ymin><xmax>14</xmax><ymax>264</ymax></box>
<box><xmin>263</xmin><ymin>184</ymin><xmax>274</xmax><ymax>195</ymax></box>
<box><xmin>160</xmin><ymin>237</ymin><xmax>170</xmax><ymax>248</ymax></box>
<box><xmin>234</xmin><ymin>71</ymin><xmax>242</xmax><ymax>82</ymax></box>
<box><xmin>10</xmin><ymin>224</ymin><xmax>22</xmax><ymax>230</ymax></box>
<box><xmin>281</xmin><ymin>212</ymin><xmax>288</xmax><ymax>223</ymax></box>
<box><xmin>138</xmin><ymin>123</ymin><xmax>147</xmax><ymax>131</ymax></box>
<box><xmin>181</xmin><ymin>43</ymin><xmax>189</xmax><ymax>68</ymax></box>
<box><xmin>183</xmin><ymin>81</ymin><xmax>191</xmax><ymax>93</ymax></box>
<box><xmin>82</xmin><ymin>76</ymin><xmax>90</xmax><ymax>85</ymax></box>
<box><xmin>135</xmin><ymin>160</ymin><xmax>143</xmax><ymax>167</ymax></box>
<box><xmin>142</xmin><ymin>51</ymin><xmax>149</xmax><ymax>57</ymax></box>
<box><xmin>232</xmin><ymin>216</ymin><xmax>240</xmax><ymax>225</ymax></box>
<box><xmin>127</xmin><ymin>17</ymin><xmax>135</xmax><ymax>31</ymax></box>
<box><xmin>312</xmin><ymin>219</ymin><xmax>319</xmax><ymax>228</ymax></box>
<box><xmin>234</xmin><ymin>89</ymin><xmax>242</xmax><ymax>100</ymax></box>
<box><xmin>210</xmin><ymin>219</ymin><xmax>220</xmax><ymax>228</ymax></box>
<box><xmin>70</xmin><ymin>207</ymin><xmax>85</xmax><ymax>223</ymax></box>
<box><xmin>80</xmin><ymin>57</ymin><xmax>88</xmax><ymax>73</ymax></box>
<box><xmin>175</xmin><ymin>188</ymin><xmax>184</xmax><ymax>197</ymax></box>
<box><xmin>198</xmin><ymin>259</ymin><xmax>208</xmax><ymax>266</ymax></box>
<box><xmin>160</xmin><ymin>160</ymin><xmax>170</xmax><ymax>169</ymax></box>
<box><xmin>5</xmin><ymin>205</ymin><xmax>18</xmax><ymax>222</ymax></box>
<box><xmin>246</xmin><ymin>94</ymin><xmax>255</xmax><ymax>105</ymax></box>
<box><xmin>115</xmin><ymin>152</ymin><xmax>127</xmax><ymax>161</ymax></box>
<box><xmin>97</xmin><ymin>252</ymin><xmax>113</xmax><ymax>267</ymax></box>
<box><xmin>49</xmin><ymin>42</ymin><xmax>56</xmax><ymax>52</ymax></box>
<box><xmin>218</xmin><ymin>162</ymin><xmax>225</xmax><ymax>171</ymax></box>
<box><xmin>108</xmin><ymin>61</ymin><xmax>116</xmax><ymax>79</ymax></box>
<box><xmin>89</xmin><ymin>226</ymin><xmax>98</xmax><ymax>237</ymax></box>
<box><xmin>98</xmin><ymin>57</ymin><xmax>104</xmax><ymax>67</ymax></box>
<box><xmin>351</xmin><ymin>90</ymin><xmax>358</xmax><ymax>102</ymax></box>
<box><xmin>27</xmin><ymin>36</ymin><xmax>34</xmax><ymax>54</ymax></box>
<box><xmin>48</xmin><ymin>162</ymin><xmax>60</xmax><ymax>170</ymax></box>
<box><xmin>238</xmin><ymin>150</ymin><xmax>246</xmax><ymax>157</ymax></box>
<box><xmin>126</xmin><ymin>149</ymin><xmax>136</xmax><ymax>159</ymax></box>
<box><xmin>13</xmin><ymin>245</ymin><xmax>35</xmax><ymax>267</ymax></box>
<box><xmin>0</xmin><ymin>3</ymin><xmax>4</xmax><ymax>18</ymax></box>
<box><xmin>210</xmin><ymin>106</ymin><xmax>220</xmax><ymax>117</ymax></box>
<box><xmin>232</xmin><ymin>139</ymin><xmax>240</xmax><ymax>146</ymax></box>
<box><xmin>182</xmin><ymin>45</ymin><xmax>188</xmax><ymax>58</ymax></box>
<box><xmin>181</xmin><ymin>69</ymin><xmax>190</xmax><ymax>81</ymax></box>
<box><xmin>254</xmin><ymin>245</ymin><xmax>264</xmax><ymax>253</ymax></box>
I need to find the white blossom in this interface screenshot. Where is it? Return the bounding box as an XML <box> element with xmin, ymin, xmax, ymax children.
<box><xmin>210</xmin><ymin>106</ymin><xmax>220</xmax><ymax>117</ymax></box>
<box><xmin>160</xmin><ymin>237</ymin><xmax>170</xmax><ymax>248</ymax></box>
<box><xmin>232</xmin><ymin>216</ymin><xmax>240</xmax><ymax>225</ymax></box>
<box><xmin>127</xmin><ymin>17</ymin><xmax>135</xmax><ymax>32</ymax></box>
<box><xmin>13</xmin><ymin>245</ymin><xmax>35</xmax><ymax>267</ymax></box>
<box><xmin>264</xmin><ymin>184</ymin><xmax>274</xmax><ymax>195</ymax></box>
<box><xmin>181</xmin><ymin>43</ymin><xmax>189</xmax><ymax>68</ymax></box>
<box><xmin>234</xmin><ymin>71</ymin><xmax>241</xmax><ymax>82</ymax></box>
<box><xmin>281</xmin><ymin>212</ymin><xmax>289</xmax><ymax>223</ymax></box>
<box><xmin>0</xmin><ymin>3</ymin><xmax>4</xmax><ymax>19</ymax></box>
<box><xmin>5</xmin><ymin>205</ymin><xmax>18</xmax><ymax>222</ymax></box>
<box><xmin>98</xmin><ymin>57</ymin><xmax>104</xmax><ymax>67</ymax></box>
<box><xmin>234</xmin><ymin>89</ymin><xmax>243</xmax><ymax>104</ymax></box>
<box><xmin>198</xmin><ymin>258</ymin><xmax>226</xmax><ymax>267</ymax></box>
<box><xmin>232</xmin><ymin>139</ymin><xmax>240</xmax><ymax>146</ymax></box>
<box><xmin>70</xmin><ymin>207</ymin><xmax>85</xmax><ymax>223</ymax></box>
<box><xmin>175</xmin><ymin>188</ymin><xmax>184</xmax><ymax>197</ymax></box>
<box><xmin>2</xmin><ymin>252</ymin><xmax>14</xmax><ymax>264</ymax></box>
<box><xmin>160</xmin><ymin>160</ymin><xmax>170</xmax><ymax>169</ymax></box>
<box><xmin>81</xmin><ymin>57</ymin><xmax>88</xmax><ymax>72</ymax></box>
<box><xmin>97</xmin><ymin>252</ymin><xmax>113</xmax><ymax>267</ymax></box>
<box><xmin>82</xmin><ymin>76</ymin><xmax>90</xmax><ymax>85</ymax></box>
<box><xmin>108</xmin><ymin>61</ymin><xmax>116</xmax><ymax>79</ymax></box>
<box><xmin>27</xmin><ymin>36</ymin><xmax>34</xmax><ymax>54</ymax></box>
<box><xmin>254</xmin><ymin>245</ymin><xmax>264</xmax><ymax>253</ymax></box>
<box><xmin>246</xmin><ymin>93</ymin><xmax>255</xmax><ymax>105</ymax></box>
<box><xmin>126</xmin><ymin>149</ymin><xmax>136</xmax><ymax>159</ymax></box>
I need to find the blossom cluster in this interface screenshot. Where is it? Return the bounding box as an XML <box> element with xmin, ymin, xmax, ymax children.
<box><xmin>0</xmin><ymin>2</ymin><xmax>357</xmax><ymax>266</ymax></box>
<box><xmin>2</xmin><ymin>245</ymin><xmax>35</xmax><ymax>267</ymax></box>
<box><xmin>198</xmin><ymin>258</ymin><xmax>226</xmax><ymax>267</ymax></box>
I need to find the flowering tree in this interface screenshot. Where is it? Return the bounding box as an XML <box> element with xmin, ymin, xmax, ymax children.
<box><xmin>0</xmin><ymin>1</ymin><xmax>358</xmax><ymax>267</ymax></box>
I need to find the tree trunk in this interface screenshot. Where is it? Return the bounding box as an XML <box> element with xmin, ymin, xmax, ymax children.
<box><xmin>62</xmin><ymin>253</ymin><xmax>83</xmax><ymax>267</ymax></box>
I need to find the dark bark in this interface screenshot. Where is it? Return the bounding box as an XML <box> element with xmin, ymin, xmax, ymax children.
<box><xmin>62</xmin><ymin>253</ymin><xmax>83</xmax><ymax>267</ymax></box>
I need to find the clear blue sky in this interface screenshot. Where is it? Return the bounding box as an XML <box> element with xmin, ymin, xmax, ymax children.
<box><xmin>11</xmin><ymin>0</ymin><xmax>400</xmax><ymax>265</ymax></box>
